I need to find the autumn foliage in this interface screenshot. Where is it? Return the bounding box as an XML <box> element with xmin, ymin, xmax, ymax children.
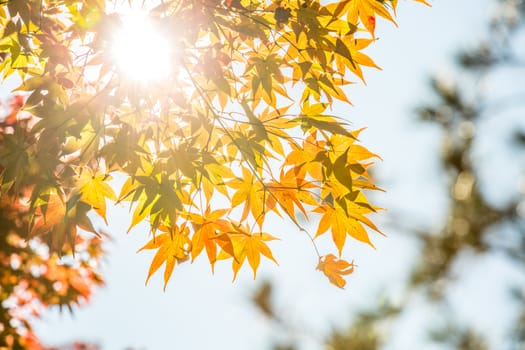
<box><xmin>0</xmin><ymin>102</ymin><xmax>104</xmax><ymax>348</ymax></box>
<box><xmin>0</xmin><ymin>0</ymin><xmax>429</xmax><ymax>323</ymax></box>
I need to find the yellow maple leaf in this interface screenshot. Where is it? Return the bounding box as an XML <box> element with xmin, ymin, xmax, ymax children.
<box><xmin>137</xmin><ymin>224</ymin><xmax>191</xmax><ymax>290</ymax></box>
<box><xmin>284</xmin><ymin>133</ymin><xmax>326</xmax><ymax>180</ymax></box>
<box><xmin>227</xmin><ymin>167</ymin><xmax>266</xmax><ymax>225</ymax></box>
<box><xmin>314</xmin><ymin>203</ymin><xmax>377</xmax><ymax>255</ymax></box>
<box><xmin>346</xmin><ymin>0</ymin><xmax>397</xmax><ymax>37</ymax></box>
<box><xmin>76</xmin><ymin>168</ymin><xmax>116</xmax><ymax>224</ymax></box>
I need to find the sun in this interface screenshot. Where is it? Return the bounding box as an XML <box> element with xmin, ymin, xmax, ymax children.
<box><xmin>111</xmin><ymin>13</ymin><xmax>174</xmax><ymax>82</ymax></box>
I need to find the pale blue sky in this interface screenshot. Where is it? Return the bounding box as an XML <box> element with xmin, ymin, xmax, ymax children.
<box><xmin>19</xmin><ymin>0</ymin><xmax>524</xmax><ymax>349</ymax></box>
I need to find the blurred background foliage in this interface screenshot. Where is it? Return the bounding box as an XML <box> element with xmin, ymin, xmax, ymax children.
<box><xmin>0</xmin><ymin>121</ymin><xmax>104</xmax><ymax>349</ymax></box>
<box><xmin>251</xmin><ymin>0</ymin><xmax>525</xmax><ymax>348</ymax></box>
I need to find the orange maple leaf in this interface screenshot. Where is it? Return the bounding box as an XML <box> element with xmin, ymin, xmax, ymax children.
<box><xmin>186</xmin><ymin>207</ymin><xmax>232</xmax><ymax>271</ymax></box>
<box><xmin>1</xmin><ymin>94</ymin><xmax>24</xmax><ymax>126</ymax></box>
<box><xmin>317</xmin><ymin>254</ymin><xmax>355</xmax><ymax>289</ymax></box>
<box><xmin>30</xmin><ymin>192</ymin><xmax>97</xmax><ymax>253</ymax></box>
<box><xmin>265</xmin><ymin>168</ymin><xmax>316</xmax><ymax>220</ymax></box>
<box><xmin>217</xmin><ymin>224</ymin><xmax>279</xmax><ymax>280</ymax></box>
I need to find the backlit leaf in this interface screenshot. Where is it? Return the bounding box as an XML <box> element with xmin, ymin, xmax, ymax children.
<box><xmin>138</xmin><ymin>224</ymin><xmax>191</xmax><ymax>290</ymax></box>
<box><xmin>317</xmin><ymin>254</ymin><xmax>355</xmax><ymax>289</ymax></box>
<box><xmin>76</xmin><ymin>168</ymin><xmax>116</xmax><ymax>224</ymax></box>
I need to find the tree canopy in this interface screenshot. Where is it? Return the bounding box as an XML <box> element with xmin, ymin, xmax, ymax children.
<box><xmin>0</xmin><ymin>0</ymin><xmax>433</xmax><ymax>347</ymax></box>
<box><xmin>1</xmin><ymin>0</ymin><xmax>429</xmax><ymax>291</ymax></box>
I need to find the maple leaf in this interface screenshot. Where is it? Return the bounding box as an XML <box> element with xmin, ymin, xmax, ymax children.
<box><xmin>317</xmin><ymin>254</ymin><xmax>355</xmax><ymax>289</ymax></box>
<box><xmin>265</xmin><ymin>168</ymin><xmax>316</xmax><ymax>221</ymax></box>
<box><xmin>314</xmin><ymin>202</ymin><xmax>378</xmax><ymax>256</ymax></box>
<box><xmin>30</xmin><ymin>192</ymin><xmax>97</xmax><ymax>253</ymax></box>
<box><xmin>186</xmin><ymin>207</ymin><xmax>232</xmax><ymax>271</ymax></box>
<box><xmin>217</xmin><ymin>224</ymin><xmax>279</xmax><ymax>280</ymax></box>
<box><xmin>338</xmin><ymin>38</ymin><xmax>381</xmax><ymax>84</ymax></box>
<box><xmin>227</xmin><ymin>167</ymin><xmax>266</xmax><ymax>226</ymax></box>
<box><xmin>284</xmin><ymin>133</ymin><xmax>326</xmax><ymax>180</ymax></box>
<box><xmin>76</xmin><ymin>168</ymin><xmax>117</xmax><ymax>224</ymax></box>
<box><xmin>30</xmin><ymin>193</ymin><xmax>67</xmax><ymax>238</ymax></box>
<box><xmin>341</xmin><ymin>0</ymin><xmax>398</xmax><ymax>38</ymax></box>
<box><xmin>137</xmin><ymin>224</ymin><xmax>191</xmax><ymax>290</ymax></box>
<box><xmin>274</xmin><ymin>6</ymin><xmax>292</xmax><ymax>25</ymax></box>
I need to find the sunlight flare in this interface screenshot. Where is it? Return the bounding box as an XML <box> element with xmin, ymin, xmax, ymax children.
<box><xmin>111</xmin><ymin>13</ymin><xmax>173</xmax><ymax>82</ymax></box>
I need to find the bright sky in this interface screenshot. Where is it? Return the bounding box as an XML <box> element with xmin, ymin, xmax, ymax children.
<box><xmin>22</xmin><ymin>0</ymin><xmax>523</xmax><ymax>349</ymax></box>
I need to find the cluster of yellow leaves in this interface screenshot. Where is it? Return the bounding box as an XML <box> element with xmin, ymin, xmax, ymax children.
<box><xmin>137</xmin><ymin>209</ymin><xmax>279</xmax><ymax>290</ymax></box>
<box><xmin>125</xmin><ymin>120</ymin><xmax>383</xmax><ymax>288</ymax></box>
<box><xmin>0</xmin><ymin>0</ymin><xmax>429</xmax><ymax>289</ymax></box>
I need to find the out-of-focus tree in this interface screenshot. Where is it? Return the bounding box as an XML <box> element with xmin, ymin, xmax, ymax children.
<box><xmin>252</xmin><ymin>0</ymin><xmax>525</xmax><ymax>348</ymax></box>
<box><xmin>0</xmin><ymin>99</ymin><xmax>104</xmax><ymax>349</ymax></box>
<box><xmin>413</xmin><ymin>0</ymin><xmax>525</xmax><ymax>288</ymax></box>
<box><xmin>409</xmin><ymin>1</ymin><xmax>525</xmax><ymax>348</ymax></box>
<box><xmin>42</xmin><ymin>342</ymin><xmax>101</xmax><ymax>350</ymax></box>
